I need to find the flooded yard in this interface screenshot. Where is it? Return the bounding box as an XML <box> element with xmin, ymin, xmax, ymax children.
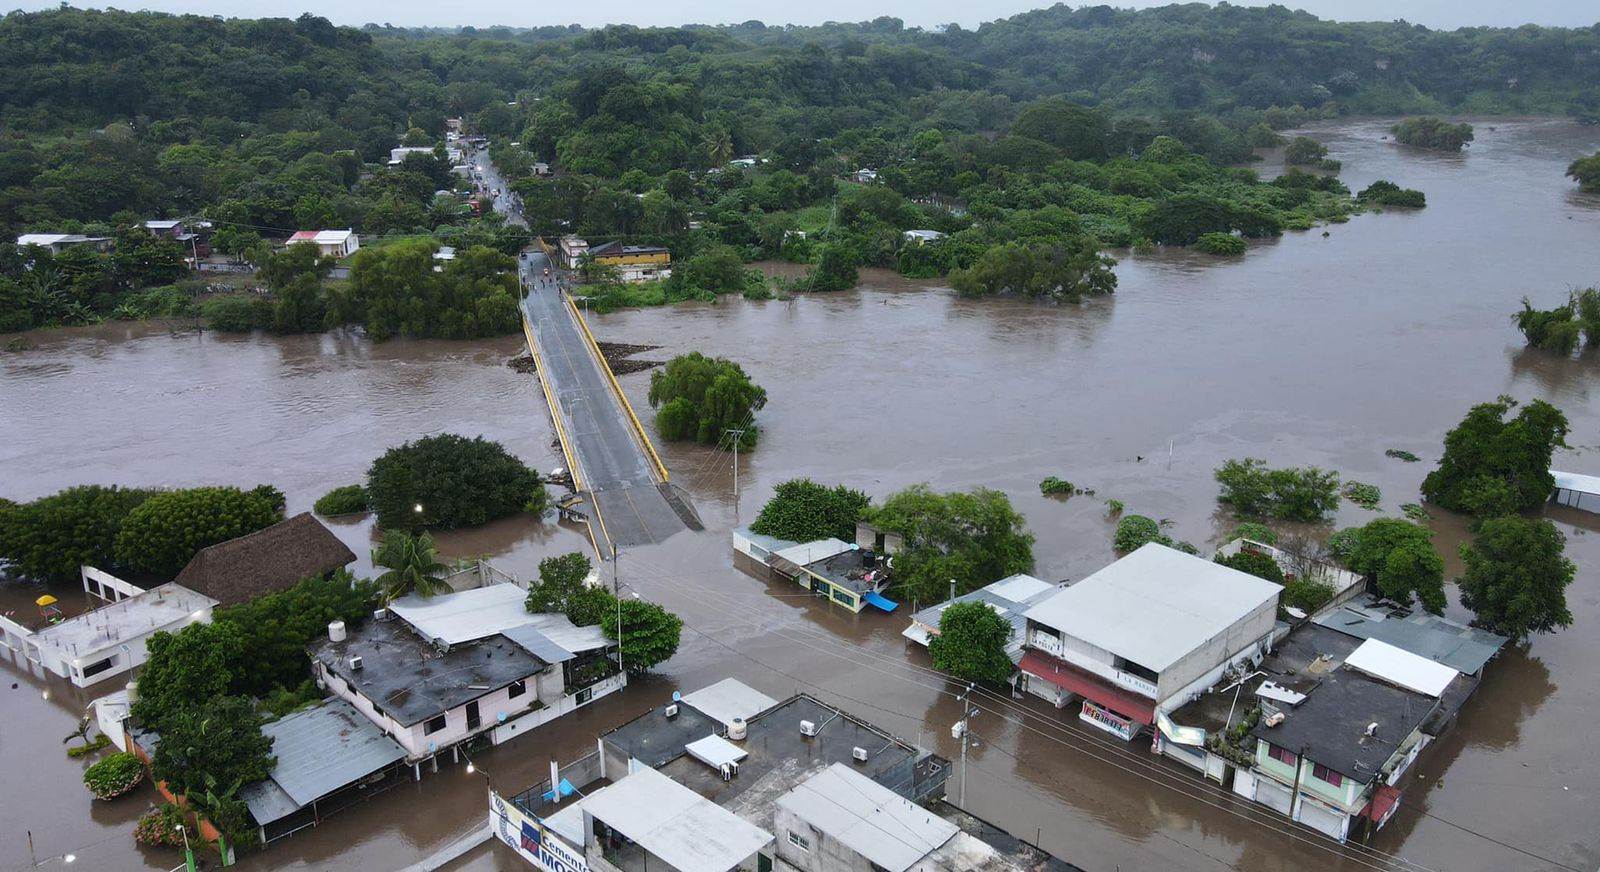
<box><xmin>3</xmin><ymin>117</ymin><xmax>1599</xmax><ymax>871</ymax></box>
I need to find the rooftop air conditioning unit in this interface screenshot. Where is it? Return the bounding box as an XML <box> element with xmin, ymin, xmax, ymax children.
<box><xmin>348</xmin><ymin>655</ymin><xmax>364</xmax><ymax>671</ymax></box>
<box><xmin>664</xmin><ymin>704</ymin><xmax>679</xmax><ymax>719</ymax></box>
<box><xmin>799</xmin><ymin>720</ymin><xmax>818</xmax><ymax>737</ymax></box>
<box><xmin>852</xmin><ymin>746</ymin><xmax>869</xmax><ymax>763</ymax></box>
<box><xmin>373</xmin><ymin>608</ymin><xmax>389</xmax><ymax>622</ymax></box>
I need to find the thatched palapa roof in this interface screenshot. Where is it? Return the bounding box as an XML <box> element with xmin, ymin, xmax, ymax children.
<box><xmin>174</xmin><ymin>512</ymin><xmax>356</xmax><ymax>606</ymax></box>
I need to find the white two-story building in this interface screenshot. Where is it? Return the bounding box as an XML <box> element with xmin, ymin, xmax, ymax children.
<box><xmin>1019</xmin><ymin>543</ymin><xmax>1281</xmax><ymax>740</ymax></box>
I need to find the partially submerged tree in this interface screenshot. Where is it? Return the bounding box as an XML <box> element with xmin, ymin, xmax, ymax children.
<box><xmin>366</xmin><ymin>433</ymin><xmax>545</xmax><ymax>531</ymax></box>
<box><xmin>131</xmin><ymin>622</ymin><xmax>244</xmax><ymax>730</ymax></box>
<box><xmin>1458</xmin><ymin>516</ymin><xmax>1575</xmax><ymax>640</ymax></box>
<box><xmin>868</xmin><ymin>485</ymin><xmax>1034</xmax><ymax>604</ymax></box>
<box><xmin>929</xmin><ymin>600</ymin><xmax>1014</xmax><ymax>684</ymax></box>
<box><xmin>0</xmin><ymin>484</ymin><xmax>155</xmax><ymax>582</ymax></box>
<box><xmin>748</xmin><ymin>478</ymin><xmax>871</xmax><ymax>543</ymax></box>
<box><xmin>113</xmin><ymin>485</ymin><xmax>284</xmax><ymax>576</ymax></box>
<box><xmin>1214</xmin><ymin>458</ymin><xmax>1340</xmax><ymax>522</ymax></box>
<box><xmin>524</xmin><ymin>552</ymin><xmax>595</xmax><ymax>614</ymax></box>
<box><xmin>648</xmin><ymin>352</ymin><xmax>767</xmax><ymax>448</ymax></box>
<box><xmin>1330</xmin><ymin>518</ymin><xmax>1446</xmax><ymax>614</ymax></box>
<box><xmin>1421</xmin><ymin>396</ymin><xmax>1568</xmax><ymax>517</ymax></box>
<box><xmin>603</xmin><ymin>598</ymin><xmax>683</xmax><ymax>675</ymax></box>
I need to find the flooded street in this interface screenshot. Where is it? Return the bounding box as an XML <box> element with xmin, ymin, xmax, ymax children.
<box><xmin>3</xmin><ymin>117</ymin><xmax>1599</xmax><ymax>871</ymax></box>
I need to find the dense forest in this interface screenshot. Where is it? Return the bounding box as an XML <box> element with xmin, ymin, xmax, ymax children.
<box><xmin>1</xmin><ymin>4</ymin><xmax>1597</xmax><ymax>326</ymax></box>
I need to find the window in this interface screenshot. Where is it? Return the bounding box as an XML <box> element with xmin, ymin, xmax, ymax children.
<box><xmin>787</xmin><ymin>831</ymin><xmax>811</xmax><ymax>852</ymax></box>
<box><xmin>575</xmin><ymin>686</ymin><xmax>593</xmax><ymax>706</ymax></box>
<box><xmin>80</xmin><ymin>656</ymin><xmax>115</xmax><ymax>678</ymax></box>
<box><xmin>831</xmin><ymin>587</ymin><xmax>856</xmax><ymax>607</ymax></box>
<box><xmin>508</xmin><ymin>680</ymin><xmax>526</xmax><ymax>699</ymax></box>
<box><xmin>1312</xmin><ymin>763</ymin><xmax>1344</xmax><ymax>787</ymax></box>
<box><xmin>423</xmin><ymin>714</ymin><xmax>447</xmax><ymax>735</ymax></box>
<box><xmin>1267</xmin><ymin>744</ymin><xmax>1297</xmax><ymax>767</ymax></box>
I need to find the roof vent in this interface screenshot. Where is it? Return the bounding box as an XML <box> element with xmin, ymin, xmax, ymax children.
<box><xmin>852</xmin><ymin>746</ymin><xmax>869</xmax><ymax>763</ymax></box>
<box><xmin>1365</xmin><ymin>722</ymin><xmax>1379</xmax><ymax>737</ymax></box>
<box><xmin>348</xmin><ymin>655</ymin><xmax>364</xmax><ymax>671</ymax></box>
<box><xmin>328</xmin><ymin>621</ymin><xmax>347</xmax><ymax>642</ymax></box>
<box><xmin>728</xmin><ymin>716</ymin><xmax>747</xmax><ymax>741</ymax></box>
<box><xmin>799</xmin><ymin>719</ymin><xmax>817</xmax><ymax>737</ymax></box>
<box><xmin>665</xmin><ymin>704</ymin><xmax>679</xmax><ymax>719</ymax></box>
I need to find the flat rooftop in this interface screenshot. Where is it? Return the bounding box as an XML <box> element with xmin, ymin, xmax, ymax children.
<box><xmin>806</xmin><ymin>548</ymin><xmax>885</xmax><ymax>594</ymax></box>
<box><xmin>1170</xmin><ymin>621</ymin><xmax>1358</xmax><ymax>734</ymax></box>
<box><xmin>779</xmin><ymin>763</ymin><xmax>958</xmax><ymax>872</ymax></box>
<box><xmin>310</xmin><ymin>616</ymin><xmax>546</xmax><ymax>727</ymax></box>
<box><xmin>31</xmin><ymin>583</ymin><xmax>216</xmax><ymax>657</ymax></box>
<box><xmin>388</xmin><ymin>584</ymin><xmax>532</xmax><ymax>646</ymax></box>
<box><xmin>1251</xmin><ymin>661</ymin><xmax>1436</xmax><ymax>783</ymax></box>
<box><xmin>1025</xmin><ymin>543</ymin><xmax>1280</xmax><ymax>672</ymax></box>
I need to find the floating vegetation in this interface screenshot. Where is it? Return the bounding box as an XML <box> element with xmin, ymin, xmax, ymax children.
<box><xmin>1401</xmin><ymin>503</ymin><xmax>1432</xmax><ymax>522</ymax></box>
<box><xmin>1385</xmin><ymin>449</ymin><xmax>1421</xmax><ymax>462</ymax></box>
<box><xmin>1343</xmin><ymin>481</ymin><xmax>1381</xmax><ymax>510</ymax></box>
<box><xmin>1039</xmin><ymin>476</ymin><xmax>1075</xmax><ymax>496</ymax></box>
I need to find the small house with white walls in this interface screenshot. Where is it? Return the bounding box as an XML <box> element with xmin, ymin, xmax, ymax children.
<box><xmin>309</xmin><ymin>582</ymin><xmax>623</xmax><ymax>770</ymax></box>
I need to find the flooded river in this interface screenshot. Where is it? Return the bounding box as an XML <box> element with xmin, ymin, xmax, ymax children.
<box><xmin>3</xmin><ymin>118</ymin><xmax>1599</xmax><ymax>871</ymax></box>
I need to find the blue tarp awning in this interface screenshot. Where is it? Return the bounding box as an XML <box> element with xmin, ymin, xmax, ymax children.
<box><xmin>863</xmin><ymin>591</ymin><xmax>899</xmax><ymax>612</ymax></box>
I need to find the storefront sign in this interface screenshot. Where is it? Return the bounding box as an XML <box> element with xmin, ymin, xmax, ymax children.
<box><xmin>1080</xmin><ymin>700</ymin><xmax>1135</xmax><ymax>740</ymax></box>
<box><xmin>490</xmin><ymin>791</ymin><xmax>589</xmax><ymax>872</ymax></box>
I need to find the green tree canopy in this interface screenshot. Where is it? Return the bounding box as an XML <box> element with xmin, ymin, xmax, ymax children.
<box><xmin>1458</xmin><ymin>516</ymin><xmax>1575</xmax><ymax>640</ymax></box>
<box><xmin>366</xmin><ymin>433</ymin><xmax>544</xmax><ymax>531</ymax></box>
<box><xmin>868</xmin><ymin>485</ymin><xmax>1034</xmax><ymax>604</ymax></box>
<box><xmin>1392</xmin><ymin>117</ymin><xmax>1474</xmax><ymax>151</ymax></box>
<box><xmin>1010</xmin><ymin>98</ymin><xmax>1110</xmax><ymax>160</ymax></box>
<box><xmin>113</xmin><ymin>485</ymin><xmax>284</xmax><ymax>577</ymax></box>
<box><xmin>150</xmin><ymin>695</ymin><xmax>276</xmax><ymax>799</ymax></box>
<box><xmin>1329</xmin><ymin>518</ymin><xmax>1446</xmax><ymax>614</ymax></box>
<box><xmin>372</xmin><ymin>530</ymin><xmax>449</xmax><ymax>600</ymax></box>
<box><xmin>524</xmin><ymin>552</ymin><xmax>595</xmax><ymax>614</ymax></box>
<box><xmin>0</xmin><ymin>484</ymin><xmax>155</xmax><ymax>582</ymax></box>
<box><xmin>131</xmin><ymin>621</ymin><xmax>244</xmax><ymax>731</ymax></box>
<box><xmin>216</xmin><ymin>570</ymin><xmax>381</xmax><ymax>696</ymax></box>
<box><xmin>748</xmin><ymin>478</ymin><xmax>871</xmax><ymax>543</ymax></box>
<box><xmin>603</xmin><ymin>597</ymin><xmax>683</xmax><ymax>674</ymax></box>
<box><xmin>1421</xmin><ymin>396</ymin><xmax>1568</xmax><ymax>517</ymax></box>
<box><xmin>1214</xmin><ymin>458</ymin><xmax>1340</xmax><ymax>522</ymax></box>
<box><xmin>1215</xmin><ymin>549</ymin><xmax>1285</xmax><ymax>585</ymax></box>
<box><xmin>648</xmin><ymin>352</ymin><xmax>767</xmax><ymax>448</ymax></box>
<box><xmin>929</xmin><ymin>600</ymin><xmax>1014</xmax><ymax>684</ymax></box>
<box><xmin>1569</xmin><ymin>153</ymin><xmax>1600</xmax><ymax>193</ymax></box>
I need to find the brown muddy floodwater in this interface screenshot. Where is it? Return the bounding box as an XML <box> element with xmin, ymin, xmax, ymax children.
<box><xmin>3</xmin><ymin>118</ymin><xmax>1599</xmax><ymax>872</ymax></box>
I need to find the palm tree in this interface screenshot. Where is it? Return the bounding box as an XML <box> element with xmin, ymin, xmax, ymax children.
<box><xmin>373</xmin><ymin>530</ymin><xmax>450</xmax><ymax>601</ymax></box>
<box><xmin>702</xmin><ymin>128</ymin><xmax>734</xmax><ymax>167</ymax></box>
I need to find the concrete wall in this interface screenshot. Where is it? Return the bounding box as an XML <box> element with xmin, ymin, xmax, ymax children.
<box><xmin>775</xmin><ymin>804</ymin><xmax>875</xmax><ymax>872</ymax></box>
<box><xmin>1157</xmin><ymin>597</ymin><xmax>1278</xmax><ymax>701</ymax></box>
<box><xmin>318</xmin><ymin>660</ymin><xmax>552</xmax><ymax>760</ymax></box>
<box><xmin>491</xmin><ymin>673</ymin><xmax>626</xmax><ymax>746</ymax></box>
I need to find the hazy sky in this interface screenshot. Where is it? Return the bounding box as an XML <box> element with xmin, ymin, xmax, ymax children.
<box><xmin>15</xmin><ymin>0</ymin><xmax>1598</xmax><ymax>31</ymax></box>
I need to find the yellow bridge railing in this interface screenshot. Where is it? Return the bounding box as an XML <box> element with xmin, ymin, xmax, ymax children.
<box><xmin>522</xmin><ymin>309</ymin><xmax>583</xmax><ymax>493</ymax></box>
<box><xmin>564</xmin><ymin>294</ymin><xmax>671</xmax><ymax>484</ymax></box>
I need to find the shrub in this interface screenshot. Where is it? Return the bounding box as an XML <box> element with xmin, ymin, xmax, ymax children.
<box><xmin>114</xmin><ymin>485</ymin><xmax>284</xmax><ymax>576</ymax></box>
<box><xmin>67</xmin><ymin>735</ymin><xmax>112</xmax><ymax>758</ymax></box>
<box><xmin>314</xmin><ymin>484</ymin><xmax>369</xmax><ymax>515</ymax></box>
<box><xmin>1113</xmin><ymin>514</ymin><xmax>1162</xmax><ymax>552</ymax></box>
<box><xmin>1358</xmin><ymin>180</ymin><xmax>1426</xmax><ymax>208</ymax></box>
<box><xmin>1229</xmin><ymin>522</ymin><xmax>1278</xmax><ymax>545</ymax></box>
<box><xmin>201</xmin><ymin>294</ymin><xmax>274</xmax><ymax>332</ymax></box>
<box><xmin>749</xmin><ymin>479</ymin><xmax>871</xmax><ymax>543</ymax></box>
<box><xmin>1385</xmin><ymin>449</ymin><xmax>1420</xmax><ymax>462</ymax></box>
<box><xmin>1105</xmin><ymin>498</ymin><xmax>1124</xmax><ymax>515</ymax></box>
<box><xmin>84</xmin><ymin>752</ymin><xmax>145</xmax><ymax>800</ymax></box>
<box><xmin>1281</xmin><ymin>578</ymin><xmax>1336</xmax><ymax>613</ymax></box>
<box><xmin>134</xmin><ymin>804</ymin><xmax>188</xmax><ymax>847</ymax></box>
<box><xmin>367</xmin><ymin>433</ymin><xmax>544</xmax><ymax>531</ymax></box>
<box><xmin>1195</xmin><ymin>232</ymin><xmax>1247</xmax><ymax>255</ymax></box>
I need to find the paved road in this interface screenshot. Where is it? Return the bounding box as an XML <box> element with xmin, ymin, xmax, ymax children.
<box><xmin>515</xmin><ymin>235</ymin><xmax>693</xmax><ymax>553</ymax></box>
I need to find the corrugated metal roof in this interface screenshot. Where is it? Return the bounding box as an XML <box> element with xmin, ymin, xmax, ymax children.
<box><xmin>580</xmin><ymin>767</ymin><xmax>772</xmax><ymax>870</ymax></box>
<box><xmin>1551</xmin><ymin>469</ymin><xmax>1600</xmax><ymax>495</ymax></box>
<box><xmin>243</xmin><ymin>699</ymin><xmax>406</xmax><ymax>824</ymax></box>
<box><xmin>776</xmin><ymin>763</ymin><xmax>957</xmax><ymax>872</ymax></box>
<box><xmin>773</xmin><ymin>538</ymin><xmax>855</xmax><ymax>567</ymax></box>
<box><xmin>389</xmin><ymin>584</ymin><xmax>532</xmax><ymax>645</ymax></box>
<box><xmin>1343</xmin><ymin>639</ymin><xmax>1458</xmax><ymax>698</ymax></box>
<box><xmin>1313</xmin><ymin>601</ymin><xmax>1506</xmax><ymax>675</ymax></box>
<box><xmin>1024</xmin><ymin>544</ymin><xmax>1280</xmax><ymax>672</ymax></box>
<box><xmin>501</xmin><ymin>623</ymin><xmax>573</xmax><ymax>664</ymax></box>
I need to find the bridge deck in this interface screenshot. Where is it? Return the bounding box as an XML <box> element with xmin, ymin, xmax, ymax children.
<box><xmin>520</xmin><ymin>251</ymin><xmax>695</xmax><ymax>554</ymax></box>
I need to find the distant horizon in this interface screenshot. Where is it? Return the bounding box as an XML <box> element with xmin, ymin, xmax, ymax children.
<box><xmin>9</xmin><ymin>0</ymin><xmax>1598</xmax><ymax>34</ymax></box>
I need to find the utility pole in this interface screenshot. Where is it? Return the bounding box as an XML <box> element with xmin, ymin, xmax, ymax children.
<box><xmin>949</xmin><ymin>578</ymin><xmax>957</xmax><ymax>604</ymax></box>
<box><xmin>726</xmin><ymin>428</ymin><xmax>745</xmax><ymax>502</ymax></box>
<box><xmin>612</xmin><ymin>544</ymin><xmax>622</xmax><ymax>674</ymax></box>
<box><xmin>953</xmin><ymin>684</ymin><xmax>978</xmax><ymax>808</ymax></box>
